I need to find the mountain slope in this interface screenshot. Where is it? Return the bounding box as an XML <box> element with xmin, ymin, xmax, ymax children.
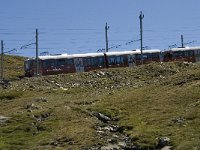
<box><xmin>0</xmin><ymin>58</ymin><xmax>200</xmax><ymax>149</ymax></box>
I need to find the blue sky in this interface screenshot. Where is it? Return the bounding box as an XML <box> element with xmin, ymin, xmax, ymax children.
<box><xmin>1</xmin><ymin>0</ymin><xmax>200</xmax><ymax>56</ymax></box>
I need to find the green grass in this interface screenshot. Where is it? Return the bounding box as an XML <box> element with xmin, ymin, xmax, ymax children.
<box><xmin>2</xmin><ymin>55</ymin><xmax>25</xmax><ymax>80</ymax></box>
<box><xmin>91</xmin><ymin>71</ymin><xmax>200</xmax><ymax>149</ymax></box>
<box><xmin>0</xmin><ymin>59</ymin><xmax>200</xmax><ymax>149</ymax></box>
<box><xmin>0</xmin><ymin>91</ymin><xmax>23</xmax><ymax>100</ymax></box>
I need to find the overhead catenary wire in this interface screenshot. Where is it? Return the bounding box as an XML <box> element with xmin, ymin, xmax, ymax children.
<box><xmin>1</xmin><ymin>23</ymin><xmax>200</xmax><ymax>57</ymax></box>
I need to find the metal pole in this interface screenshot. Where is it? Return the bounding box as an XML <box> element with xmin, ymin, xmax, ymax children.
<box><xmin>105</xmin><ymin>22</ymin><xmax>109</xmax><ymax>52</ymax></box>
<box><xmin>1</xmin><ymin>40</ymin><xmax>4</xmax><ymax>81</ymax></box>
<box><xmin>36</xmin><ymin>29</ymin><xmax>39</xmax><ymax>76</ymax></box>
<box><xmin>181</xmin><ymin>35</ymin><xmax>184</xmax><ymax>48</ymax></box>
<box><xmin>139</xmin><ymin>11</ymin><xmax>144</xmax><ymax>64</ymax></box>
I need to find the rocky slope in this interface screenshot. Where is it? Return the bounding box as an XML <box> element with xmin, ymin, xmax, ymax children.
<box><xmin>0</xmin><ymin>59</ymin><xmax>200</xmax><ymax>150</ymax></box>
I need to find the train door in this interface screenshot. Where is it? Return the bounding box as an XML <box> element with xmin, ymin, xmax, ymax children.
<box><xmin>128</xmin><ymin>55</ymin><xmax>136</xmax><ymax>67</ymax></box>
<box><xmin>194</xmin><ymin>50</ymin><xmax>200</xmax><ymax>62</ymax></box>
<box><xmin>74</xmin><ymin>58</ymin><xmax>84</xmax><ymax>72</ymax></box>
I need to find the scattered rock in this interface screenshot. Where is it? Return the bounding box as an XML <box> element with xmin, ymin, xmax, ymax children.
<box><xmin>92</xmin><ymin>112</ymin><xmax>111</xmax><ymax>123</ymax></box>
<box><xmin>172</xmin><ymin>116</ymin><xmax>186</xmax><ymax>125</ymax></box>
<box><xmin>60</xmin><ymin>87</ymin><xmax>68</xmax><ymax>91</ymax></box>
<box><xmin>25</xmin><ymin>103</ymin><xmax>42</xmax><ymax>109</ymax></box>
<box><xmin>92</xmin><ymin>112</ymin><xmax>137</xmax><ymax>150</ymax></box>
<box><xmin>107</xmin><ymin>138</ymin><xmax>117</xmax><ymax>144</ymax></box>
<box><xmin>0</xmin><ymin>80</ymin><xmax>11</xmax><ymax>88</ymax></box>
<box><xmin>109</xmin><ymin>125</ymin><xmax>120</xmax><ymax>132</ymax></box>
<box><xmin>35</xmin><ymin>98</ymin><xmax>48</xmax><ymax>103</ymax></box>
<box><xmin>0</xmin><ymin>115</ymin><xmax>10</xmax><ymax>124</ymax></box>
<box><xmin>50</xmin><ymin>137</ymin><xmax>74</xmax><ymax>147</ymax></box>
<box><xmin>161</xmin><ymin>146</ymin><xmax>173</xmax><ymax>150</ymax></box>
<box><xmin>101</xmin><ymin>144</ymin><xmax>120</xmax><ymax>150</ymax></box>
<box><xmin>183</xmin><ymin>62</ymin><xmax>191</xmax><ymax>66</ymax></box>
<box><xmin>189</xmin><ymin>100</ymin><xmax>200</xmax><ymax>107</ymax></box>
<box><xmin>157</xmin><ymin>137</ymin><xmax>171</xmax><ymax>148</ymax></box>
<box><xmin>34</xmin><ymin>112</ymin><xmax>50</xmax><ymax>122</ymax></box>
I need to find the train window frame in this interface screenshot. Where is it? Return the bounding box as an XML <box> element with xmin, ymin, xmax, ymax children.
<box><xmin>143</xmin><ymin>54</ymin><xmax>148</xmax><ymax>59</ymax></box>
<box><xmin>123</xmin><ymin>55</ymin><xmax>128</xmax><ymax>64</ymax></box>
<box><xmin>173</xmin><ymin>51</ymin><xmax>184</xmax><ymax>58</ymax></box>
<box><xmin>136</xmin><ymin>54</ymin><xmax>148</xmax><ymax>60</ymax></box>
<box><xmin>66</xmin><ymin>59</ymin><xmax>74</xmax><ymax>66</ymax></box>
<box><xmin>84</xmin><ymin>57</ymin><xmax>90</xmax><ymax>67</ymax></box>
<box><xmin>98</xmin><ymin>56</ymin><xmax>104</xmax><ymax>67</ymax></box>
<box><xmin>116</xmin><ymin>56</ymin><xmax>124</xmax><ymax>65</ymax></box>
<box><xmin>43</xmin><ymin>59</ymin><xmax>56</xmax><ymax>68</ymax></box>
<box><xmin>136</xmin><ymin>54</ymin><xmax>141</xmax><ymax>60</ymax></box>
<box><xmin>185</xmin><ymin>50</ymin><xmax>194</xmax><ymax>56</ymax></box>
<box><xmin>31</xmin><ymin>61</ymin><xmax>36</xmax><ymax>68</ymax></box>
<box><xmin>94</xmin><ymin>57</ymin><xmax>100</xmax><ymax>67</ymax></box>
<box><xmin>151</xmin><ymin>53</ymin><xmax>160</xmax><ymax>59</ymax></box>
<box><xmin>56</xmin><ymin>59</ymin><xmax>65</xmax><ymax>67</ymax></box>
<box><xmin>108</xmin><ymin>56</ymin><xmax>116</xmax><ymax>65</ymax></box>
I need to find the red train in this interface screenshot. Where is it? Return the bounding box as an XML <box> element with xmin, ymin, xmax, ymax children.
<box><xmin>24</xmin><ymin>47</ymin><xmax>200</xmax><ymax>76</ymax></box>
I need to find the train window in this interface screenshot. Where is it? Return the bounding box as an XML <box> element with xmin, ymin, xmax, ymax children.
<box><xmin>136</xmin><ymin>54</ymin><xmax>150</xmax><ymax>59</ymax></box>
<box><xmin>85</xmin><ymin>58</ymin><xmax>91</xmax><ymax>67</ymax></box>
<box><xmin>98</xmin><ymin>57</ymin><xmax>104</xmax><ymax>66</ymax></box>
<box><xmin>31</xmin><ymin>61</ymin><xmax>36</xmax><ymax>68</ymax></box>
<box><xmin>173</xmin><ymin>51</ymin><xmax>184</xmax><ymax>58</ymax></box>
<box><xmin>136</xmin><ymin>54</ymin><xmax>141</xmax><ymax>60</ymax></box>
<box><xmin>66</xmin><ymin>59</ymin><xmax>74</xmax><ymax>65</ymax></box>
<box><xmin>91</xmin><ymin>57</ymin><xmax>99</xmax><ymax>67</ymax></box>
<box><xmin>90</xmin><ymin>58</ymin><xmax>95</xmax><ymax>67</ymax></box>
<box><xmin>197</xmin><ymin>50</ymin><xmax>200</xmax><ymax>55</ymax></box>
<box><xmin>185</xmin><ymin>51</ymin><xmax>189</xmax><ymax>56</ymax></box>
<box><xmin>108</xmin><ymin>56</ymin><xmax>116</xmax><ymax>65</ymax></box>
<box><xmin>88</xmin><ymin>58</ymin><xmax>92</xmax><ymax>67</ymax></box>
<box><xmin>57</xmin><ymin>59</ymin><xmax>65</xmax><ymax>66</ymax></box>
<box><xmin>116</xmin><ymin>56</ymin><xmax>124</xmax><ymax>64</ymax></box>
<box><xmin>186</xmin><ymin>50</ymin><xmax>194</xmax><ymax>56</ymax></box>
<box><xmin>89</xmin><ymin>58</ymin><xmax>94</xmax><ymax>66</ymax></box>
<box><xmin>143</xmin><ymin>54</ymin><xmax>148</xmax><ymax>59</ymax></box>
<box><xmin>83</xmin><ymin>58</ymin><xmax>88</xmax><ymax>67</ymax></box>
<box><xmin>164</xmin><ymin>52</ymin><xmax>172</xmax><ymax>59</ymax></box>
<box><xmin>151</xmin><ymin>53</ymin><xmax>160</xmax><ymax>58</ymax></box>
<box><xmin>123</xmin><ymin>55</ymin><xmax>128</xmax><ymax>64</ymax></box>
<box><xmin>43</xmin><ymin>59</ymin><xmax>55</xmax><ymax>68</ymax></box>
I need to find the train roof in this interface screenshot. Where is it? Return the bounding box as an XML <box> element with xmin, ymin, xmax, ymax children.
<box><xmin>38</xmin><ymin>52</ymin><xmax>104</xmax><ymax>60</ymax></box>
<box><xmin>105</xmin><ymin>50</ymin><xmax>138</xmax><ymax>56</ymax></box>
<box><xmin>141</xmin><ymin>49</ymin><xmax>161</xmax><ymax>53</ymax></box>
<box><xmin>36</xmin><ymin>49</ymin><xmax>161</xmax><ymax>60</ymax></box>
<box><xmin>171</xmin><ymin>46</ymin><xmax>200</xmax><ymax>51</ymax></box>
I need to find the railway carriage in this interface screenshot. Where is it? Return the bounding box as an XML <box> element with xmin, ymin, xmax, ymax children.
<box><xmin>135</xmin><ymin>49</ymin><xmax>161</xmax><ymax>65</ymax></box>
<box><xmin>105</xmin><ymin>51</ymin><xmax>138</xmax><ymax>68</ymax></box>
<box><xmin>163</xmin><ymin>46</ymin><xmax>200</xmax><ymax>62</ymax></box>
<box><xmin>24</xmin><ymin>49</ymin><xmax>162</xmax><ymax>76</ymax></box>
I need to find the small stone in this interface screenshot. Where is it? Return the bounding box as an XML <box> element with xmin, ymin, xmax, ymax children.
<box><xmin>109</xmin><ymin>125</ymin><xmax>120</xmax><ymax>132</ymax></box>
<box><xmin>101</xmin><ymin>145</ymin><xmax>119</xmax><ymax>150</ymax></box>
<box><xmin>161</xmin><ymin>146</ymin><xmax>173</xmax><ymax>150</ymax></box>
<box><xmin>0</xmin><ymin>116</ymin><xmax>10</xmax><ymax>124</ymax></box>
<box><xmin>157</xmin><ymin>137</ymin><xmax>171</xmax><ymax>148</ymax></box>
<box><xmin>118</xmin><ymin>141</ymin><xmax>126</xmax><ymax>148</ymax></box>
<box><xmin>92</xmin><ymin>112</ymin><xmax>111</xmax><ymax>123</ymax></box>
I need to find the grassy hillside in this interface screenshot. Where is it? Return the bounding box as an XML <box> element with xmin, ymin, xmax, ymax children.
<box><xmin>0</xmin><ymin>57</ymin><xmax>200</xmax><ymax>149</ymax></box>
<box><xmin>1</xmin><ymin>55</ymin><xmax>25</xmax><ymax>80</ymax></box>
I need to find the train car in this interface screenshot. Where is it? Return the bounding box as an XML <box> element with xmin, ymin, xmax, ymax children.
<box><xmin>74</xmin><ymin>53</ymin><xmax>106</xmax><ymax>72</ymax></box>
<box><xmin>163</xmin><ymin>46</ymin><xmax>200</xmax><ymax>62</ymax></box>
<box><xmin>24</xmin><ymin>49</ymin><xmax>162</xmax><ymax>77</ymax></box>
<box><xmin>105</xmin><ymin>51</ymin><xmax>138</xmax><ymax>68</ymax></box>
<box><xmin>135</xmin><ymin>49</ymin><xmax>161</xmax><ymax>65</ymax></box>
<box><xmin>26</xmin><ymin>53</ymin><xmax>108</xmax><ymax>76</ymax></box>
